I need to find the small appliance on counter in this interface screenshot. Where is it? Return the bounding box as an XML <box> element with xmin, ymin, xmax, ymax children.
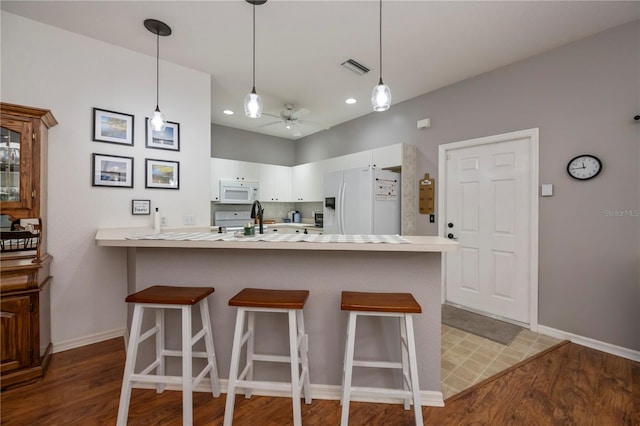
<box><xmin>313</xmin><ymin>210</ymin><xmax>323</xmax><ymax>227</ymax></box>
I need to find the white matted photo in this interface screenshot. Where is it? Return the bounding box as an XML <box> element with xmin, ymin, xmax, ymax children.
<box><xmin>92</xmin><ymin>153</ymin><xmax>134</xmax><ymax>188</ymax></box>
<box><xmin>145</xmin><ymin>158</ymin><xmax>179</xmax><ymax>190</ymax></box>
<box><xmin>145</xmin><ymin>119</ymin><xmax>180</xmax><ymax>151</ymax></box>
<box><xmin>92</xmin><ymin>108</ymin><xmax>134</xmax><ymax>145</ymax></box>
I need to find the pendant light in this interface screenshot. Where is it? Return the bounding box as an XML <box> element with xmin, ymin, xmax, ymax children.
<box><xmin>371</xmin><ymin>0</ymin><xmax>391</xmax><ymax>112</ymax></box>
<box><xmin>144</xmin><ymin>19</ymin><xmax>172</xmax><ymax>131</ymax></box>
<box><xmin>244</xmin><ymin>0</ymin><xmax>266</xmax><ymax>118</ymax></box>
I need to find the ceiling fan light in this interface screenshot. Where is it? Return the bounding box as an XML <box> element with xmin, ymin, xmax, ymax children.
<box><xmin>371</xmin><ymin>81</ymin><xmax>391</xmax><ymax>112</ymax></box>
<box><xmin>150</xmin><ymin>106</ymin><xmax>167</xmax><ymax>131</ymax></box>
<box><xmin>244</xmin><ymin>89</ymin><xmax>263</xmax><ymax>118</ymax></box>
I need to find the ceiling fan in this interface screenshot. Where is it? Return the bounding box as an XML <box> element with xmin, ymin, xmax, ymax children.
<box><xmin>258</xmin><ymin>104</ymin><xmax>329</xmax><ymax>137</ymax></box>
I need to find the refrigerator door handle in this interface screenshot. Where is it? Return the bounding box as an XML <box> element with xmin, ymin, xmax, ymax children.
<box><xmin>339</xmin><ymin>182</ymin><xmax>346</xmax><ymax>234</ymax></box>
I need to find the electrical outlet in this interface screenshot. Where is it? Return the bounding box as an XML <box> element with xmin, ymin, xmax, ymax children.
<box><xmin>161</xmin><ymin>217</ymin><xmax>167</xmax><ymax>227</ymax></box>
<box><xmin>183</xmin><ymin>215</ymin><xmax>195</xmax><ymax>225</ymax></box>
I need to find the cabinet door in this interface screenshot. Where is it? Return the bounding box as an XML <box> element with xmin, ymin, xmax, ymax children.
<box><xmin>238</xmin><ymin>161</ymin><xmax>260</xmax><ymax>182</ymax></box>
<box><xmin>291</xmin><ymin>163</ymin><xmax>316</xmax><ymax>201</ymax></box>
<box><xmin>0</xmin><ymin>295</ymin><xmax>31</xmax><ymax>373</ymax></box>
<box><xmin>211</xmin><ymin>158</ymin><xmax>238</xmax><ymax>200</ymax></box>
<box><xmin>0</xmin><ymin>115</ymin><xmax>34</xmax><ymax>214</ymax></box>
<box><xmin>272</xmin><ymin>165</ymin><xmax>290</xmax><ymax>202</ymax></box>
<box><xmin>371</xmin><ymin>144</ymin><xmax>402</xmax><ymax>169</ymax></box>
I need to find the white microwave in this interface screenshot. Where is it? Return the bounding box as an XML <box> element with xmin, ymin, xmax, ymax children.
<box><xmin>219</xmin><ymin>180</ymin><xmax>260</xmax><ymax>204</ymax></box>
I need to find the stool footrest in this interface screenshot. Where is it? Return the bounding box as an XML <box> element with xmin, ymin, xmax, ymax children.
<box><xmin>235</xmin><ymin>379</ymin><xmax>293</xmax><ymax>393</ymax></box>
<box><xmin>352</xmin><ymin>359</ymin><xmax>403</xmax><ymax>369</ymax></box>
<box><xmin>252</xmin><ymin>353</ymin><xmax>293</xmax><ymax>364</ymax></box>
<box><xmin>162</xmin><ymin>349</ymin><xmax>209</xmax><ymax>359</ymax></box>
<box><xmin>349</xmin><ymin>385</ymin><xmax>415</xmax><ymax>400</ymax></box>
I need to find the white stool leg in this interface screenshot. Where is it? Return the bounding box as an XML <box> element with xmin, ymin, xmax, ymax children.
<box><xmin>117</xmin><ymin>304</ymin><xmax>144</xmax><ymax>426</ymax></box>
<box><xmin>399</xmin><ymin>315</ymin><xmax>410</xmax><ymax>410</ymax></box>
<box><xmin>156</xmin><ymin>308</ymin><xmax>165</xmax><ymax>394</ymax></box>
<box><xmin>181</xmin><ymin>305</ymin><xmax>193</xmax><ymax>426</ymax></box>
<box><xmin>297</xmin><ymin>309</ymin><xmax>312</xmax><ymax>404</ymax></box>
<box><xmin>199</xmin><ymin>299</ymin><xmax>221</xmax><ymax>397</ymax></box>
<box><xmin>340</xmin><ymin>311</ymin><xmax>358</xmax><ymax>426</ymax></box>
<box><xmin>288</xmin><ymin>309</ymin><xmax>302</xmax><ymax>426</ymax></box>
<box><xmin>224</xmin><ymin>308</ymin><xmax>247</xmax><ymax>426</ymax></box>
<box><xmin>244</xmin><ymin>310</ymin><xmax>255</xmax><ymax>399</ymax></box>
<box><xmin>405</xmin><ymin>314</ymin><xmax>423</xmax><ymax>426</ymax></box>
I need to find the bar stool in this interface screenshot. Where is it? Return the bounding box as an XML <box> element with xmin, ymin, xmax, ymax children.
<box><xmin>117</xmin><ymin>286</ymin><xmax>221</xmax><ymax>425</ymax></box>
<box><xmin>340</xmin><ymin>291</ymin><xmax>423</xmax><ymax>426</ymax></box>
<box><xmin>224</xmin><ymin>288</ymin><xmax>311</xmax><ymax>426</ymax></box>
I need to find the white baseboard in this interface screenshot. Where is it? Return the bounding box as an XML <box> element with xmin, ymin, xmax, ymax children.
<box><xmin>53</xmin><ymin>328</ymin><xmax>126</xmax><ymax>354</ymax></box>
<box><xmin>134</xmin><ymin>380</ymin><xmax>445</xmax><ymax>407</ymax></box>
<box><xmin>537</xmin><ymin>325</ymin><xmax>640</xmax><ymax>362</ymax></box>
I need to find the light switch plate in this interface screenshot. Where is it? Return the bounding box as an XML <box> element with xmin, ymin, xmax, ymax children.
<box><xmin>541</xmin><ymin>184</ymin><xmax>553</xmax><ymax>197</ymax></box>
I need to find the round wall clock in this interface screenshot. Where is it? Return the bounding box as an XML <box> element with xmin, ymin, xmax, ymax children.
<box><xmin>567</xmin><ymin>154</ymin><xmax>602</xmax><ymax>180</ymax></box>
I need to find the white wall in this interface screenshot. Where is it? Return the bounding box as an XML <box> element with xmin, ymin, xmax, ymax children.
<box><xmin>1</xmin><ymin>12</ymin><xmax>212</xmax><ymax>349</ymax></box>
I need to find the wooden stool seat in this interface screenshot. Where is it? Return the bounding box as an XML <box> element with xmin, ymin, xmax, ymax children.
<box><xmin>125</xmin><ymin>285</ymin><xmax>214</xmax><ymax>305</ymax></box>
<box><xmin>229</xmin><ymin>288</ymin><xmax>310</xmax><ymax>309</ymax></box>
<box><xmin>117</xmin><ymin>285</ymin><xmax>220</xmax><ymax>425</ymax></box>
<box><xmin>340</xmin><ymin>291</ymin><xmax>423</xmax><ymax>426</ymax></box>
<box><xmin>341</xmin><ymin>291</ymin><xmax>422</xmax><ymax>313</ymax></box>
<box><xmin>224</xmin><ymin>288</ymin><xmax>312</xmax><ymax>426</ymax></box>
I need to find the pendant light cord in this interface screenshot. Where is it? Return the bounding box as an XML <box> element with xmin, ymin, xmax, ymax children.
<box><xmin>252</xmin><ymin>2</ymin><xmax>256</xmax><ymax>92</ymax></box>
<box><xmin>156</xmin><ymin>30</ymin><xmax>160</xmax><ymax>107</ymax></box>
<box><xmin>378</xmin><ymin>0</ymin><xmax>383</xmax><ymax>84</ymax></box>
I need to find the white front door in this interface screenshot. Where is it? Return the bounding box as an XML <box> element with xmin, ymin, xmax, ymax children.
<box><xmin>439</xmin><ymin>129</ymin><xmax>539</xmax><ymax>326</ymax></box>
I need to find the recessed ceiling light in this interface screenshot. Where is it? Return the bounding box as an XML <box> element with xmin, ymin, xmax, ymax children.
<box><xmin>223</xmin><ymin>109</ymin><xmax>234</xmax><ymax>115</ymax></box>
<box><xmin>345</xmin><ymin>98</ymin><xmax>357</xmax><ymax>105</ymax></box>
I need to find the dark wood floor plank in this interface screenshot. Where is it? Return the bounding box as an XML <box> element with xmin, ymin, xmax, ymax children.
<box><xmin>1</xmin><ymin>338</ymin><xmax>638</xmax><ymax>425</ymax></box>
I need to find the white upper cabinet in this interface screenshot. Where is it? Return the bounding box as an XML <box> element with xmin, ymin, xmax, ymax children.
<box><xmin>291</xmin><ymin>161</ymin><xmax>325</xmax><ymax>202</ymax></box>
<box><xmin>325</xmin><ymin>151</ymin><xmax>372</xmax><ymax>172</ymax></box>
<box><xmin>260</xmin><ymin>164</ymin><xmax>290</xmax><ymax>202</ymax></box>
<box><xmin>371</xmin><ymin>144</ymin><xmax>403</xmax><ymax>169</ymax></box>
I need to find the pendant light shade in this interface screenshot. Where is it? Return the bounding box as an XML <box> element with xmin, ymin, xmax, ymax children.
<box><xmin>144</xmin><ymin>19</ymin><xmax>171</xmax><ymax>131</ymax></box>
<box><xmin>244</xmin><ymin>1</ymin><xmax>266</xmax><ymax>118</ymax></box>
<box><xmin>372</xmin><ymin>0</ymin><xmax>391</xmax><ymax>112</ymax></box>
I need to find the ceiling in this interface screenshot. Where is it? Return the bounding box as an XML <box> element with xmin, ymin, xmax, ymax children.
<box><xmin>2</xmin><ymin>1</ymin><xmax>638</xmax><ymax>140</ymax></box>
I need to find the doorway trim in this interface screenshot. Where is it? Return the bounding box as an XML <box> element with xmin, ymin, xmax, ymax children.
<box><xmin>438</xmin><ymin>128</ymin><xmax>539</xmax><ymax>331</ymax></box>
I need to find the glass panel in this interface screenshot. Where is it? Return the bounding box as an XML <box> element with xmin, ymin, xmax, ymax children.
<box><xmin>0</xmin><ymin>126</ymin><xmax>21</xmax><ymax>202</ymax></box>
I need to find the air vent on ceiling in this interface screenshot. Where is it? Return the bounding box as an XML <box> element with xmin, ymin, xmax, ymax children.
<box><xmin>341</xmin><ymin>59</ymin><xmax>370</xmax><ymax>76</ymax></box>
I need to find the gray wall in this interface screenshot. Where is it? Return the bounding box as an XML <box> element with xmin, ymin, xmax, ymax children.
<box><xmin>211</xmin><ymin>123</ymin><xmax>296</xmax><ymax>166</ymax></box>
<box><xmin>295</xmin><ymin>21</ymin><xmax>640</xmax><ymax>351</ymax></box>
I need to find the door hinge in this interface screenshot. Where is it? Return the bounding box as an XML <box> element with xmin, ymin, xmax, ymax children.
<box><xmin>32</xmin><ymin>132</ymin><xmax>36</xmax><ymax>141</ymax></box>
<box><xmin>32</xmin><ymin>190</ymin><xmax>36</xmax><ymax>198</ymax></box>
<box><xmin>447</xmin><ymin>153</ymin><xmax>451</xmax><ymax>160</ymax></box>
<box><xmin>29</xmin><ymin>303</ymin><xmax>34</xmax><ymax>312</ymax></box>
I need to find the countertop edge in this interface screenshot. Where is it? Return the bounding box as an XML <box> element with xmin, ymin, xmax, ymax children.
<box><xmin>95</xmin><ymin>227</ymin><xmax>458</xmax><ymax>253</ymax></box>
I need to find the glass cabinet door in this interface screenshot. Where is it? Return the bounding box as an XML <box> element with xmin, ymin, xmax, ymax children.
<box><xmin>0</xmin><ymin>117</ymin><xmax>33</xmax><ymax>213</ymax></box>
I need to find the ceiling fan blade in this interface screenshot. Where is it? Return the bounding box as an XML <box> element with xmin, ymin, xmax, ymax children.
<box><xmin>254</xmin><ymin>121</ymin><xmax>282</xmax><ymax>129</ymax></box>
<box><xmin>290</xmin><ymin>126</ymin><xmax>302</xmax><ymax>137</ymax></box>
<box><xmin>297</xmin><ymin>118</ymin><xmax>330</xmax><ymax>130</ymax></box>
<box><xmin>262</xmin><ymin>112</ymin><xmax>282</xmax><ymax>120</ymax></box>
<box><xmin>290</xmin><ymin>107</ymin><xmax>310</xmax><ymax>120</ymax></box>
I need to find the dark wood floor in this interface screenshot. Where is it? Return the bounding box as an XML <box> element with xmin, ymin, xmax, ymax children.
<box><xmin>1</xmin><ymin>337</ymin><xmax>638</xmax><ymax>425</ymax></box>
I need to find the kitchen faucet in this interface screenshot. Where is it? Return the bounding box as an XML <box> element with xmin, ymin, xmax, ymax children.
<box><xmin>250</xmin><ymin>200</ymin><xmax>264</xmax><ymax>234</ymax></box>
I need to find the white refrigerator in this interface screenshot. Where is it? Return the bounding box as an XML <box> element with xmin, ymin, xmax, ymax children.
<box><xmin>323</xmin><ymin>166</ymin><xmax>401</xmax><ymax>235</ymax></box>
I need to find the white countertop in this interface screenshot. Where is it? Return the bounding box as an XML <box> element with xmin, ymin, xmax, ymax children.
<box><xmin>95</xmin><ymin>227</ymin><xmax>458</xmax><ymax>253</ymax></box>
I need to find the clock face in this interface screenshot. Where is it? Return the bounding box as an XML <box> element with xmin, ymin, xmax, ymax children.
<box><xmin>567</xmin><ymin>155</ymin><xmax>602</xmax><ymax>180</ymax></box>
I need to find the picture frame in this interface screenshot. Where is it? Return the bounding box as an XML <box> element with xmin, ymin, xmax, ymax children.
<box><xmin>145</xmin><ymin>118</ymin><xmax>180</xmax><ymax>151</ymax></box>
<box><xmin>92</xmin><ymin>108</ymin><xmax>134</xmax><ymax>146</ymax></box>
<box><xmin>145</xmin><ymin>158</ymin><xmax>179</xmax><ymax>190</ymax></box>
<box><xmin>92</xmin><ymin>153</ymin><xmax>134</xmax><ymax>188</ymax></box>
<box><xmin>132</xmin><ymin>199</ymin><xmax>151</xmax><ymax>215</ymax></box>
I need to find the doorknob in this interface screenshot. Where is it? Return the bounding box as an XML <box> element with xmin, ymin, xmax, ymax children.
<box><xmin>447</xmin><ymin>233</ymin><xmax>457</xmax><ymax>240</ymax></box>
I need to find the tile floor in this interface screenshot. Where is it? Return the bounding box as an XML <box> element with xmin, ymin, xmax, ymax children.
<box><xmin>441</xmin><ymin>324</ymin><xmax>563</xmax><ymax>399</ymax></box>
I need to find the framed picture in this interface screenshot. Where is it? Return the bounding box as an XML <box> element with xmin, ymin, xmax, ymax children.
<box><xmin>145</xmin><ymin>118</ymin><xmax>180</xmax><ymax>151</ymax></box>
<box><xmin>92</xmin><ymin>153</ymin><xmax>134</xmax><ymax>188</ymax></box>
<box><xmin>92</xmin><ymin>108</ymin><xmax>134</xmax><ymax>145</ymax></box>
<box><xmin>132</xmin><ymin>199</ymin><xmax>151</xmax><ymax>215</ymax></box>
<box><xmin>145</xmin><ymin>158</ymin><xmax>179</xmax><ymax>190</ymax></box>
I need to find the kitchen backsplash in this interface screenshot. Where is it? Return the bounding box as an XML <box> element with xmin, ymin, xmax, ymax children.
<box><xmin>211</xmin><ymin>201</ymin><xmax>322</xmax><ymax>225</ymax></box>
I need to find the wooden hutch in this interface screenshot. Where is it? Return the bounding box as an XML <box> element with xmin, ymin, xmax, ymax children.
<box><xmin>1</xmin><ymin>102</ymin><xmax>57</xmax><ymax>390</ymax></box>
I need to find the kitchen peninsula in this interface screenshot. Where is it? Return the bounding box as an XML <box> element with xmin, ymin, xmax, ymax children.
<box><xmin>95</xmin><ymin>227</ymin><xmax>457</xmax><ymax>406</ymax></box>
